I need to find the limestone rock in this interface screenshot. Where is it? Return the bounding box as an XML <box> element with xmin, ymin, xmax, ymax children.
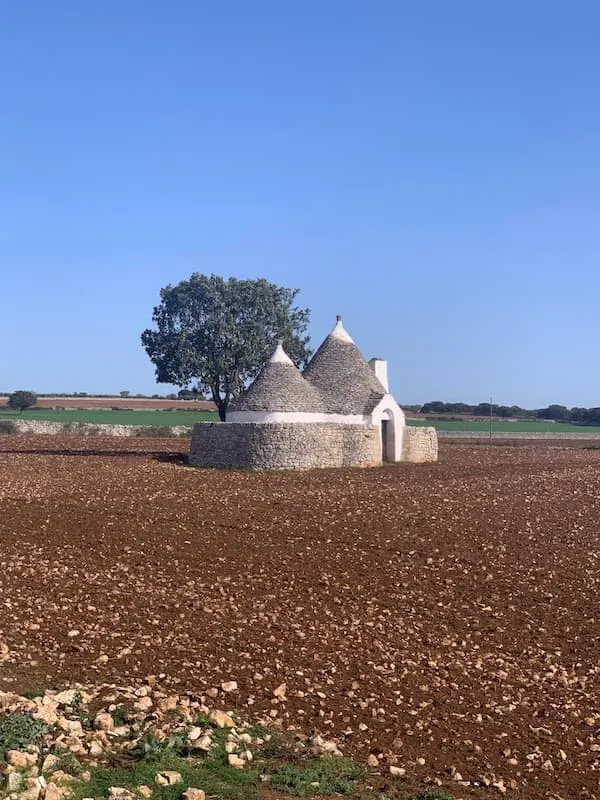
<box><xmin>45</xmin><ymin>782</ymin><xmax>69</xmax><ymax>800</ymax></box>
<box><xmin>193</xmin><ymin>734</ymin><xmax>212</xmax><ymax>751</ymax></box>
<box><xmin>107</xmin><ymin>788</ymin><xmax>137</xmax><ymax>800</ymax></box>
<box><xmin>89</xmin><ymin>741</ymin><xmax>103</xmax><ymax>757</ymax></box>
<box><xmin>53</xmin><ymin>690</ymin><xmax>78</xmax><ymax>706</ymax></box>
<box><xmin>7</xmin><ymin>773</ymin><xmax>23</xmax><ymax>792</ymax></box>
<box><xmin>389</xmin><ymin>765</ymin><xmax>406</xmax><ymax>777</ymax></box>
<box><xmin>154</xmin><ymin>772</ymin><xmax>182</xmax><ymax>786</ymax></box>
<box><xmin>34</xmin><ymin>705</ymin><xmax>59</xmax><ymax>726</ymax></box>
<box><xmin>182</xmin><ymin>791</ymin><xmax>206</xmax><ymax>800</ymax></box>
<box><xmin>42</xmin><ymin>755</ymin><xmax>61</xmax><ymax>773</ymax></box>
<box><xmin>273</xmin><ymin>683</ymin><xmax>287</xmax><ymax>700</ymax></box>
<box><xmin>208</xmin><ymin>709</ymin><xmax>234</xmax><ymax>728</ymax></box>
<box><xmin>94</xmin><ymin>712</ymin><xmax>114</xmax><ymax>731</ymax></box>
<box><xmin>7</xmin><ymin>750</ymin><xmax>38</xmax><ymax>768</ymax></box>
<box><xmin>187</xmin><ymin>727</ymin><xmax>202</xmax><ymax>742</ymax></box>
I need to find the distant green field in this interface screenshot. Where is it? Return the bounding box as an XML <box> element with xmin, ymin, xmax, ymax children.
<box><xmin>0</xmin><ymin>408</ymin><xmax>218</xmax><ymax>426</ymax></box>
<box><xmin>408</xmin><ymin>418</ymin><xmax>600</xmax><ymax>433</ymax></box>
<box><xmin>2</xmin><ymin>407</ymin><xmax>600</xmax><ymax>434</ymax></box>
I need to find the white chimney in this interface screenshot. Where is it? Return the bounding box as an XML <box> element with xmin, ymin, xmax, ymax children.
<box><xmin>369</xmin><ymin>358</ymin><xmax>388</xmax><ymax>392</ymax></box>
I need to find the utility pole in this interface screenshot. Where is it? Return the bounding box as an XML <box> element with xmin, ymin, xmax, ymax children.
<box><xmin>489</xmin><ymin>396</ymin><xmax>493</xmax><ymax>442</ymax></box>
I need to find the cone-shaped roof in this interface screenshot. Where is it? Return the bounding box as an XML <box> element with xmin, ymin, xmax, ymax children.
<box><xmin>229</xmin><ymin>341</ymin><xmax>323</xmax><ymax>413</ymax></box>
<box><xmin>303</xmin><ymin>317</ymin><xmax>387</xmax><ymax>414</ymax></box>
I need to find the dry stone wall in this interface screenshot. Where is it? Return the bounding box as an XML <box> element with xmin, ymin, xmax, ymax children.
<box><xmin>189</xmin><ymin>422</ymin><xmax>380</xmax><ymax>470</ymax></box>
<box><xmin>401</xmin><ymin>426</ymin><xmax>438</xmax><ymax>463</ymax></box>
<box><xmin>0</xmin><ymin>418</ymin><xmax>190</xmax><ymax>437</ymax></box>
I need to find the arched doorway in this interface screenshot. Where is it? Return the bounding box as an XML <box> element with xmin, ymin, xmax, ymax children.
<box><xmin>370</xmin><ymin>400</ymin><xmax>405</xmax><ymax>463</ymax></box>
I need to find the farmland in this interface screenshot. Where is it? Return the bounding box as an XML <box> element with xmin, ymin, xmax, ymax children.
<box><xmin>408</xmin><ymin>417</ymin><xmax>600</xmax><ymax>433</ymax></box>
<box><xmin>0</xmin><ymin>407</ymin><xmax>218</xmax><ymax>427</ymax></box>
<box><xmin>3</xmin><ymin>406</ymin><xmax>600</xmax><ymax>435</ymax></box>
<box><xmin>1</xmin><ymin>438</ymin><xmax>600</xmax><ymax>798</ymax></box>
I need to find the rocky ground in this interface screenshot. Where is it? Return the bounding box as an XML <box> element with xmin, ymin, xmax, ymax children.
<box><xmin>0</xmin><ymin>681</ymin><xmax>374</xmax><ymax>800</ymax></box>
<box><xmin>1</xmin><ymin>437</ymin><xmax>600</xmax><ymax>799</ymax></box>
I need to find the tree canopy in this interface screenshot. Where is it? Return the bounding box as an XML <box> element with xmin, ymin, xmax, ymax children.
<box><xmin>8</xmin><ymin>390</ymin><xmax>37</xmax><ymax>411</ymax></box>
<box><xmin>419</xmin><ymin>400</ymin><xmax>600</xmax><ymax>426</ymax></box>
<box><xmin>141</xmin><ymin>274</ymin><xmax>311</xmax><ymax>420</ymax></box>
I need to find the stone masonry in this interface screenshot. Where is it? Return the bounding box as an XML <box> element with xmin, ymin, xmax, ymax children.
<box><xmin>189</xmin><ymin>422</ymin><xmax>380</xmax><ymax>470</ymax></box>
<box><xmin>401</xmin><ymin>426</ymin><xmax>438</xmax><ymax>463</ymax></box>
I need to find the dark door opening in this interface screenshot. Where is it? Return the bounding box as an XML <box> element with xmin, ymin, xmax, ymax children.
<box><xmin>381</xmin><ymin>419</ymin><xmax>391</xmax><ymax>462</ymax></box>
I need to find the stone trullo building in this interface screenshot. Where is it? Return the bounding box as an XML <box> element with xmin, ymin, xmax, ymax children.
<box><xmin>189</xmin><ymin>316</ymin><xmax>437</xmax><ymax>469</ymax></box>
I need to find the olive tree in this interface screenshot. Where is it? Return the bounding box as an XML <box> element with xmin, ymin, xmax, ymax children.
<box><xmin>141</xmin><ymin>274</ymin><xmax>311</xmax><ymax>420</ymax></box>
<box><xmin>8</xmin><ymin>390</ymin><xmax>37</xmax><ymax>412</ymax></box>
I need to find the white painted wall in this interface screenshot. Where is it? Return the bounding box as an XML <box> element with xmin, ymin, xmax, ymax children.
<box><xmin>226</xmin><ymin>410</ymin><xmax>366</xmax><ymax>425</ymax></box>
<box><xmin>368</xmin><ymin>358</ymin><xmax>389</xmax><ymax>391</ymax></box>
<box><xmin>369</xmin><ymin>395</ymin><xmax>406</xmax><ymax>462</ymax></box>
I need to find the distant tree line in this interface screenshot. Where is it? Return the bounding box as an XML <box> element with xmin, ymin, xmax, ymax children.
<box><xmin>418</xmin><ymin>401</ymin><xmax>600</xmax><ymax>426</ymax></box>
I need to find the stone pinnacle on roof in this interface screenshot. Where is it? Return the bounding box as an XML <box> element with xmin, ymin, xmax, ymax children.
<box><xmin>269</xmin><ymin>340</ymin><xmax>294</xmax><ymax>365</ymax></box>
<box><xmin>331</xmin><ymin>315</ymin><xmax>355</xmax><ymax>344</ymax></box>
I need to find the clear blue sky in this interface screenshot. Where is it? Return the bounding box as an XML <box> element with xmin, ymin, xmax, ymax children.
<box><xmin>2</xmin><ymin>1</ymin><xmax>599</xmax><ymax>407</ymax></box>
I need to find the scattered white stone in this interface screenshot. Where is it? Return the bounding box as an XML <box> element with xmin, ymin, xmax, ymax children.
<box><xmin>54</xmin><ymin>690</ymin><xmax>78</xmax><ymax>706</ymax></box>
<box><xmin>7</xmin><ymin>773</ymin><xmax>23</xmax><ymax>792</ymax></box>
<box><xmin>154</xmin><ymin>771</ymin><xmax>183</xmax><ymax>786</ymax></box>
<box><xmin>7</xmin><ymin>750</ymin><xmax>38</xmax><ymax>768</ymax></box>
<box><xmin>193</xmin><ymin>734</ymin><xmax>213</xmax><ymax>751</ymax></box>
<box><xmin>42</xmin><ymin>755</ymin><xmax>61</xmax><ymax>773</ymax></box>
<box><xmin>94</xmin><ymin>712</ymin><xmax>114</xmax><ymax>731</ymax></box>
<box><xmin>45</xmin><ymin>782</ymin><xmax>69</xmax><ymax>800</ymax></box>
<box><xmin>66</xmin><ymin>720</ymin><xmax>84</xmax><ymax>737</ymax></box>
<box><xmin>34</xmin><ymin>705</ymin><xmax>59</xmax><ymax>726</ymax></box>
<box><xmin>182</xmin><ymin>790</ymin><xmax>206</xmax><ymax>800</ymax></box>
<box><xmin>89</xmin><ymin>740</ymin><xmax>104</xmax><ymax>757</ymax></box>
<box><xmin>108</xmin><ymin>789</ymin><xmax>137</xmax><ymax>800</ymax></box>
<box><xmin>209</xmin><ymin>709</ymin><xmax>234</xmax><ymax>728</ymax></box>
<box><xmin>221</xmin><ymin>681</ymin><xmax>238</xmax><ymax>693</ymax></box>
<box><xmin>273</xmin><ymin>683</ymin><xmax>287</xmax><ymax>700</ymax></box>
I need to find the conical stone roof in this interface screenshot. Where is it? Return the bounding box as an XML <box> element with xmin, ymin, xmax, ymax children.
<box><xmin>303</xmin><ymin>317</ymin><xmax>387</xmax><ymax>414</ymax></box>
<box><xmin>229</xmin><ymin>342</ymin><xmax>323</xmax><ymax>414</ymax></box>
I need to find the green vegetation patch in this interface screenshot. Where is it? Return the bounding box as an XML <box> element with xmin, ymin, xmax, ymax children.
<box><xmin>70</xmin><ymin>751</ymin><xmax>259</xmax><ymax>800</ymax></box>
<box><xmin>0</xmin><ymin>712</ymin><xmax>49</xmax><ymax>757</ymax></box>
<box><xmin>0</xmin><ymin>408</ymin><xmax>218</xmax><ymax>427</ymax></box>
<box><xmin>267</xmin><ymin>756</ymin><xmax>366</xmax><ymax>796</ymax></box>
<box><xmin>409</xmin><ymin>419</ymin><xmax>600</xmax><ymax>433</ymax></box>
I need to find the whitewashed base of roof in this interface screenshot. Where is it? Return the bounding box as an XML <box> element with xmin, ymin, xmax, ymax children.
<box><xmin>226</xmin><ymin>411</ymin><xmax>366</xmax><ymax>425</ymax></box>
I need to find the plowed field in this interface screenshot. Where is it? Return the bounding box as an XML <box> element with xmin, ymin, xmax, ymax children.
<box><xmin>1</xmin><ymin>438</ymin><xmax>600</xmax><ymax>799</ymax></box>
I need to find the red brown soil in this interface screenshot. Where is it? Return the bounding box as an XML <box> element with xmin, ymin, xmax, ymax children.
<box><xmin>1</xmin><ymin>438</ymin><xmax>600</xmax><ymax>799</ymax></box>
<box><xmin>0</xmin><ymin>396</ymin><xmax>215</xmax><ymax>410</ymax></box>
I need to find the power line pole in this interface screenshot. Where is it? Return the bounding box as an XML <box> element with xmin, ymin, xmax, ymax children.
<box><xmin>489</xmin><ymin>396</ymin><xmax>493</xmax><ymax>442</ymax></box>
